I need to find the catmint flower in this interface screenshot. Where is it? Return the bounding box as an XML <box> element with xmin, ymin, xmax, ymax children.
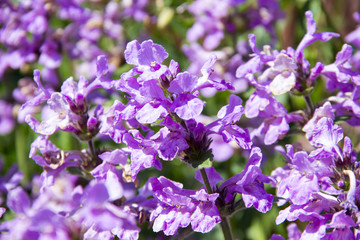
<box><xmin>219</xmin><ymin>147</ymin><xmax>274</xmax><ymax>213</ymax></box>
<box><xmin>1</xmin><ymin>186</ymin><xmax>73</xmax><ymax>240</ymax></box>
<box><xmin>302</xmin><ymin>102</ymin><xmax>335</xmax><ymax>140</ymax></box>
<box><xmin>23</xmin><ymin>56</ymin><xmax>110</xmax><ymax>140</ymax></box>
<box><xmin>295</xmin><ymin>11</ymin><xmax>340</xmax><ymax>60</ymax></box>
<box><xmin>237</xmin><ymin>11</ymin><xmax>339</xmax><ymax>97</ymax></box>
<box><xmin>273</xmin><ymin>133</ymin><xmax>360</xmax><ymax>239</ymax></box>
<box><xmin>322</xmin><ymin>44</ymin><xmax>360</xmax><ymax>91</ymax></box>
<box><xmin>308</xmin><ymin>117</ymin><xmax>344</xmax><ymax>160</ymax></box>
<box><xmin>244</xmin><ymin>89</ymin><xmax>301</xmax><ymax>145</ymax></box>
<box><xmin>207</xmin><ymin>94</ymin><xmax>252</xmax><ymax>149</ymax></box>
<box><xmin>123</xmin><ymin>130</ymin><xmax>162</xmax><ymax>179</ymax></box>
<box><xmin>149</xmin><ymin>176</ymin><xmax>220</xmax><ymax>235</ymax></box>
<box><xmin>74</xmin><ymin>180</ymin><xmax>140</xmax><ymax>240</ymax></box>
<box><xmin>262</xmin><ymin>53</ymin><xmax>298</xmax><ymax>95</ymax></box>
<box><xmin>0</xmin><ymin>100</ymin><xmax>15</xmax><ymax>135</ymax></box>
<box><xmin>186</xmin><ymin>0</ymin><xmax>232</xmax><ymax>50</ymax></box>
<box><xmin>0</xmin><ymin>161</ymin><xmax>23</xmax><ymax>194</ymax></box>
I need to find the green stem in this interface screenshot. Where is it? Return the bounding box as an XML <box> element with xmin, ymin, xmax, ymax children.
<box><xmin>303</xmin><ymin>94</ymin><xmax>315</xmax><ymax>115</ymax></box>
<box><xmin>200</xmin><ymin>168</ymin><xmax>234</xmax><ymax>240</ymax></box>
<box><xmin>222</xmin><ymin>199</ymin><xmax>246</xmax><ymax>217</ymax></box>
<box><xmin>172</xmin><ymin>225</ymin><xmax>194</xmax><ymax>240</ymax></box>
<box><xmin>200</xmin><ymin>168</ymin><xmax>213</xmax><ymax>193</ymax></box>
<box><xmin>15</xmin><ymin>125</ymin><xmax>29</xmax><ymax>183</ymax></box>
<box><xmin>87</xmin><ymin>139</ymin><xmax>98</xmax><ymax>164</ymax></box>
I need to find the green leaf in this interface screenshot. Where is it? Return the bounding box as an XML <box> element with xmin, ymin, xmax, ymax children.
<box><xmin>197</xmin><ymin>158</ymin><xmax>212</xmax><ymax>169</ymax></box>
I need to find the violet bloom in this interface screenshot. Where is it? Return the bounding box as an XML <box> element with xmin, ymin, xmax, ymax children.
<box><xmin>321</xmin><ymin>44</ymin><xmax>360</xmax><ymax>91</ymax></box>
<box><xmin>260</xmin><ymin>53</ymin><xmax>298</xmax><ymax>95</ymax></box>
<box><xmin>116</xmin><ymin>39</ymin><xmax>173</xmax><ymax>124</ymax></box>
<box><xmin>91</xmin><ymin>149</ymin><xmax>137</xmax><ymax>201</ymax></box>
<box><xmin>168</xmin><ymin>56</ymin><xmax>232</xmax><ymax>120</ymax></box>
<box><xmin>207</xmin><ymin>94</ymin><xmax>252</xmax><ymax>149</ymax></box>
<box><xmin>23</xmin><ymin>56</ymin><xmax>110</xmax><ymax>139</ymax></box>
<box><xmin>273</xmin><ymin>135</ymin><xmax>360</xmax><ymax>239</ymax></box>
<box><xmin>19</xmin><ymin>70</ymin><xmax>52</xmax><ymax>120</ymax></box>
<box><xmin>245</xmin><ymin>89</ymin><xmax>302</xmax><ymax>145</ymax></box>
<box><xmin>118</xmin><ymin>39</ymin><xmax>232</xmax><ymax>127</ymax></box>
<box><xmin>149</xmin><ymin>176</ymin><xmax>220</xmax><ymax>235</ymax></box>
<box><xmin>345</xmin><ymin>12</ymin><xmax>360</xmax><ymax>71</ymax></box>
<box><xmin>209</xmin><ymin>134</ymin><xmax>235</xmax><ymax>162</ymax></box>
<box><xmin>294</xmin><ymin>11</ymin><xmax>340</xmax><ymax>60</ymax></box>
<box><xmin>74</xmin><ymin>179</ymin><xmax>140</xmax><ymax>240</ymax></box>
<box><xmin>122</xmin><ymin>130</ymin><xmax>162</xmax><ymax>179</ymax></box>
<box><xmin>236</xmin><ymin>11</ymin><xmax>339</xmax><ymax>96</ymax></box>
<box><xmin>186</xmin><ymin>0</ymin><xmax>242</xmax><ymax>50</ymax></box>
<box><xmin>183</xmin><ymin>41</ymin><xmax>249</xmax><ymax>97</ymax></box>
<box><xmin>308</xmin><ymin>117</ymin><xmax>344</xmax><ymax>160</ymax></box>
<box><xmin>272</xmin><ymin>145</ymin><xmax>327</xmax><ymax>206</ymax></box>
<box><xmin>245</xmin><ymin>0</ymin><xmax>284</xmax><ymax>42</ymax></box>
<box><xmin>346</xmin><ymin>12</ymin><xmax>360</xmax><ymax>49</ymax></box>
<box><xmin>341</xmin><ymin>86</ymin><xmax>360</xmax><ymax>120</ymax></box>
<box><xmin>168</xmin><ymin>72</ymin><xmax>205</xmax><ymax>120</ymax></box>
<box><xmin>302</xmin><ymin>102</ymin><xmax>335</xmax><ymax>141</ymax></box>
<box><xmin>0</xmin><ymin>161</ymin><xmax>23</xmax><ymax>194</ymax></box>
<box><xmin>219</xmin><ymin>147</ymin><xmax>274</xmax><ymax>213</ymax></box>
<box><xmin>29</xmin><ymin>135</ymin><xmax>83</xmax><ymax>189</ymax></box>
<box><xmin>121</xmin><ymin>0</ymin><xmax>149</xmax><ymax>22</ymax></box>
<box><xmin>123</xmin><ymin>39</ymin><xmax>168</xmax><ymax>69</ymax></box>
<box><xmin>182</xmin><ymin>43</ymin><xmax>227</xmax><ymax>77</ymax></box>
<box><xmin>157</xmin><ymin>116</ymin><xmax>189</xmax><ymax>162</ymax></box>
<box><xmin>0</xmin><ymin>100</ymin><xmax>15</xmax><ymax>135</ymax></box>
<box><xmin>1</xmin><ymin>186</ymin><xmax>74</xmax><ymax>240</ymax></box>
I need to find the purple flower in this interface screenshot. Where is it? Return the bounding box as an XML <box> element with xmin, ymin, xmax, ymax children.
<box><xmin>235</xmin><ymin>34</ymin><xmax>276</xmax><ymax>79</ymax></box>
<box><xmin>74</xmin><ymin>179</ymin><xmax>140</xmax><ymax>240</ymax></box>
<box><xmin>341</xmin><ymin>86</ymin><xmax>360</xmax><ymax>118</ymax></box>
<box><xmin>23</xmin><ymin>57</ymin><xmax>109</xmax><ymax>139</ymax></box>
<box><xmin>264</xmin><ymin>53</ymin><xmax>298</xmax><ymax>95</ymax></box>
<box><xmin>207</xmin><ymin>94</ymin><xmax>252</xmax><ymax>149</ymax></box>
<box><xmin>219</xmin><ymin>147</ymin><xmax>274</xmax><ymax>213</ymax></box>
<box><xmin>244</xmin><ymin>90</ymin><xmax>301</xmax><ymax>145</ymax></box>
<box><xmin>186</xmin><ymin>0</ymin><xmax>236</xmax><ymax>50</ymax></box>
<box><xmin>245</xmin><ymin>0</ymin><xmax>284</xmax><ymax>42</ymax></box>
<box><xmin>190</xmin><ymin>189</ymin><xmax>221</xmax><ymax>233</ymax></box>
<box><xmin>236</xmin><ymin>11</ymin><xmax>340</xmax><ymax>98</ymax></box>
<box><xmin>124</xmin><ymin>39</ymin><xmax>168</xmax><ymax>67</ymax></box>
<box><xmin>149</xmin><ymin>176</ymin><xmax>220</xmax><ymax>235</ymax></box>
<box><xmin>2</xmin><ymin>186</ymin><xmax>74</xmax><ymax>240</ymax></box>
<box><xmin>99</xmin><ymin>100</ymin><xmax>129</xmax><ymax>143</ymax></box>
<box><xmin>303</xmin><ymin>102</ymin><xmax>335</xmax><ymax>140</ymax></box>
<box><xmin>322</xmin><ymin>44</ymin><xmax>360</xmax><ymax>91</ymax></box>
<box><xmin>29</xmin><ymin>135</ymin><xmax>82</xmax><ymax>189</ymax></box>
<box><xmin>308</xmin><ymin>117</ymin><xmax>343</xmax><ymax>160</ymax></box>
<box><xmin>19</xmin><ymin>70</ymin><xmax>52</xmax><ymax>116</ymax></box>
<box><xmin>0</xmin><ymin>100</ymin><xmax>15</xmax><ymax>135</ymax></box>
<box><xmin>295</xmin><ymin>11</ymin><xmax>340</xmax><ymax>60</ymax></box>
<box><xmin>272</xmin><ymin>144</ymin><xmax>336</xmax><ymax>206</ymax></box>
<box><xmin>157</xmin><ymin>118</ymin><xmax>189</xmax><ymax>161</ymax></box>
<box><xmin>209</xmin><ymin>134</ymin><xmax>235</xmax><ymax>162</ymax></box>
<box><xmin>123</xmin><ymin>130</ymin><xmax>162</xmax><ymax>179</ymax></box>
<box><xmin>0</xmin><ymin>162</ymin><xmax>23</xmax><ymax>194</ymax></box>
<box><xmin>39</xmin><ymin>39</ymin><xmax>62</xmax><ymax>69</ymax></box>
<box><xmin>121</xmin><ymin>0</ymin><xmax>149</xmax><ymax>22</ymax></box>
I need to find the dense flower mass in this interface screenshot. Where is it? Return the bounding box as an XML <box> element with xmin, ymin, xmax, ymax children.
<box><xmin>1</xmin><ymin>0</ymin><xmax>360</xmax><ymax>239</ymax></box>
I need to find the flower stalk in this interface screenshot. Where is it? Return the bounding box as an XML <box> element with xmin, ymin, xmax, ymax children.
<box><xmin>303</xmin><ymin>94</ymin><xmax>315</xmax><ymax>115</ymax></box>
<box><xmin>200</xmin><ymin>168</ymin><xmax>234</xmax><ymax>240</ymax></box>
<box><xmin>87</xmin><ymin>139</ymin><xmax>98</xmax><ymax>163</ymax></box>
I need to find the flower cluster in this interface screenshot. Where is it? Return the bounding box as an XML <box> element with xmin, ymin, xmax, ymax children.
<box><xmin>1</xmin><ymin>1</ymin><xmax>360</xmax><ymax>239</ymax></box>
<box><xmin>0</xmin><ymin>0</ymin><xmax>150</xmax><ymax>134</ymax></box>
